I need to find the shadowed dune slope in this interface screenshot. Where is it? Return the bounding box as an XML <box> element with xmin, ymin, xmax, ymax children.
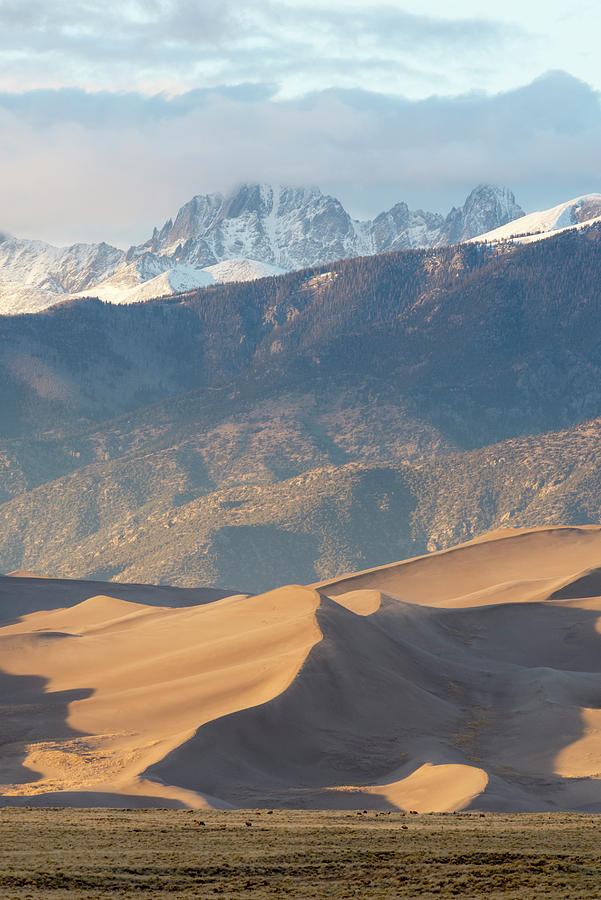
<box><xmin>3</xmin><ymin>525</ymin><xmax>601</xmax><ymax>811</ymax></box>
<box><xmin>0</xmin><ymin>573</ymin><xmax>240</xmax><ymax>622</ymax></box>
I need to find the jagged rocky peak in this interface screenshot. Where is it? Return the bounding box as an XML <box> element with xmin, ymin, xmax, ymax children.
<box><xmin>371</xmin><ymin>202</ymin><xmax>446</xmax><ymax>253</ymax></box>
<box><xmin>165</xmin><ymin>191</ymin><xmax>225</xmax><ymax>248</ymax></box>
<box><xmin>0</xmin><ymin>181</ymin><xmax>528</xmax><ymax>314</ymax></box>
<box><xmin>132</xmin><ymin>182</ymin><xmax>361</xmax><ymax>270</ymax></box>
<box><xmin>444</xmin><ymin>184</ymin><xmax>525</xmax><ymax>244</ymax></box>
<box><xmin>57</xmin><ymin>242</ymin><xmax>126</xmax><ymax>292</ymax></box>
<box><xmin>123</xmin><ymin>181</ymin><xmax>526</xmax><ymax>270</ymax></box>
<box><xmin>160</xmin><ymin>183</ymin><xmax>349</xmax><ymax>239</ymax></box>
<box><xmin>0</xmin><ymin>235</ymin><xmax>125</xmax><ymax>294</ymax></box>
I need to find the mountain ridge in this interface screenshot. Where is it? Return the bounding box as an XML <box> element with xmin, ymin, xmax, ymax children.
<box><xmin>2</xmin><ymin>223</ymin><xmax>601</xmax><ymax>588</ymax></box>
<box><xmin>0</xmin><ymin>182</ymin><xmax>523</xmax><ymax>314</ymax></box>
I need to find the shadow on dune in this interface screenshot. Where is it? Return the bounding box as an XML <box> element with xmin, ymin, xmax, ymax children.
<box><xmin>0</xmin><ymin>664</ymin><xmax>92</xmax><ymax>800</ymax></box>
<box><xmin>0</xmin><ymin>662</ymin><xmax>190</xmax><ymax>810</ymax></box>
<box><xmin>145</xmin><ymin>590</ymin><xmax>601</xmax><ymax>812</ymax></box>
<box><xmin>0</xmin><ymin>790</ymin><xmax>189</xmax><ymax>809</ymax></box>
<box><xmin>0</xmin><ymin>574</ymin><xmax>238</xmax><ymax>626</ymax></box>
<box><xmin>550</xmin><ymin>566</ymin><xmax>601</xmax><ymax>601</ymax></box>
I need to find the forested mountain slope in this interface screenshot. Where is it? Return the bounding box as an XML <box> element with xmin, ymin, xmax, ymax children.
<box><xmin>1</xmin><ymin>224</ymin><xmax>601</xmax><ymax>588</ymax></box>
<box><xmin>2</xmin><ymin>223</ymin><xmax>601</xmax><ymax>444</ymax></box>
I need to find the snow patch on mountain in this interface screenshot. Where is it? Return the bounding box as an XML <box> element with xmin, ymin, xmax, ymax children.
<box><xmin>0</xmin><ymin>282</ymin><xmax>64</xmax><ymax>315</ymax></box>
<box><xmin>70</xmin><ymin>258</ymin><xmax>286</xmax><ymax>305</ymax></box>
<box><xmin>73</xmin><ymin>264</ymin><xmax>215</xmax><ymax>305</ymax></box>
<box><xmin>203</xmin><ymin>258</ymin><xmax>285</xmax><ymax>283</ymax></box>
<box><xmin>472</xmin><ymin>194</ymin><xmax>601</xmax><ymax>245</ymax></box>
<box><xmin>71</xmin><ymin>254</ymin><xmax>175</xmax><ymax>303</ymax></box>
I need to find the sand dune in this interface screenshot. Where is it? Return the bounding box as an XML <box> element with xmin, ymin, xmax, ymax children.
<box><xmin>3</xmin><ymin>525</ymin><xmax>601</xmax><ymax>810</ymax></box>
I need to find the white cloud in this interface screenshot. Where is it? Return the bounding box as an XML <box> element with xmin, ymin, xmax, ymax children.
<box><xmin>0</xmin><ymin>0</ymin><xmax>520</xmax><ymax>98</ymax></box>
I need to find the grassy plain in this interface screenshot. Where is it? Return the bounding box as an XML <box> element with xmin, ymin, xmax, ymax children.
<box><xmin>1</xmin><ymin>808</ymin><xmax>601</xmax><ymax>898</ymax></box>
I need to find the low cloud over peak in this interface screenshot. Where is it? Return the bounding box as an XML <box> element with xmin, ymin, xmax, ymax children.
<box><xmin>0</xmin><ymin>71</ymin><xmax>599</xmax><ymax>246</ymax></box>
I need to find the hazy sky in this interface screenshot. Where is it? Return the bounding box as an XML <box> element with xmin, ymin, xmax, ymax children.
<box><xmin>0</xmin><ymin>0</ymin><xmax>600</xmax><ymax>245</ymax></box>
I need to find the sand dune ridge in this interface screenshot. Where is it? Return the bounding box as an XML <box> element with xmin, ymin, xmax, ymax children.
<box><xmin>3</xmin><ymin>526</ymin><xmax>601</xmax><ymax>810</ymax></box>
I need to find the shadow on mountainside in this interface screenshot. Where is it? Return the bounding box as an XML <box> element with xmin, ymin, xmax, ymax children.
<box><xmin>207</xmin><ymin>525</ymin><xmax>321</xmax><ymax>594</ymax></box>
<box><xmin>145</xmin><ymin>591</ymin><xmax>601</xmax><ymax>812</ymax></box>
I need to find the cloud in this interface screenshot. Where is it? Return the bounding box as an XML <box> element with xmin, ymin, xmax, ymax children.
<box><xmin>0</xmin><ymin>84</ymin><xmax>279</xmax><ymax>127</ymax></box>
<box><xmin>0</xmin><ymin>1</ymin><xmax>520</xmax><ymax>96</ymax></box>
<box><xmin>0</xmin><ymin>71</ymin><xmax>599</xmax><ymax>246</ymax></box>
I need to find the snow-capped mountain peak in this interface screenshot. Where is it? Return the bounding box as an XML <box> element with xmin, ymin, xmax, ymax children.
<box><xmin>445</xmin><ymin>184</ymin><xmax>524</xmax><ymax>243</ymax></box>
<box><xmin>0</xmin><ymin>181</ymin><xmax>528</xmax><ymax>315</ymax></box>
<box><xmin>131</xmin><ymin>183</ymin><xmax>361</xmax><ymax>271</ymax></box>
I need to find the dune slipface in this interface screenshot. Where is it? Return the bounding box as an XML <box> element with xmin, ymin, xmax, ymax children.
<box><xmin>3</xmin><ymin>525</ymin><xmax>601</xmax><ymax>811</ymax></box>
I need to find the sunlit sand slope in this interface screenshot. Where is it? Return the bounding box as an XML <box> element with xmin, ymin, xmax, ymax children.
<box><xmin>4</xmin><ymin>525</ymin><xmax>601</xmax><ymax>810</ymax></box>
<box><xmin>0</xmin><ymin>584</ymin><xmax>321</xmax><ymax>807</ymax></box>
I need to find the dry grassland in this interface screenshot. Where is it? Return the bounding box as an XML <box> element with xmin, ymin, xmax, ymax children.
<box><xmin>2</xmin><ymin>808</ymin><xmax>601</xmax><ymax>898</ymax></box>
